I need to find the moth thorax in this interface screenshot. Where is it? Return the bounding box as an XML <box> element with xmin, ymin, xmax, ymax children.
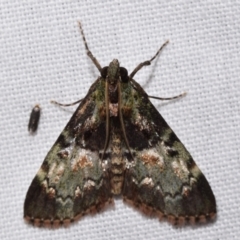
<box><xmin>109</xmin><ymin>83</ymin><xmax>118</xmax><ymax>103</ymax></box>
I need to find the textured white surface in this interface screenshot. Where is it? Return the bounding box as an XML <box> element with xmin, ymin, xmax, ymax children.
<box><xmin>1</xmin><ymin>1</ymin><xmax>239</xmax><ymax>240</ymax></box>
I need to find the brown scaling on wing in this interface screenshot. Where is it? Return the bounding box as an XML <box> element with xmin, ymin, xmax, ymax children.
<box><xmin>76</xmin><ymin>98</ymin><xmax>91</xmax><ymax>117</ymax></box>
<box><xmin>99</xmin><ymin>105</ymin><xmax>107</xmax><ymax>120</ymax></box>
<box><xmin>72</xmin><ymin>155</ymin><xmax>93</xmax><ymax>172</ymax></box>
<box><xmin>181</xmin><ymin>186</ymin><xmax>190</xmax><ymax>197</ymax></box>
<box><xmin>39</xmin><ymin>180</ymin><xmax>56</xmax><ymax>200</ymax></box>
<box><xmin>74</xmin><ymin>186</ymin><xmax>82</xmax><ymax>199</ymax></box>
<box><xmin>140</xmin><ymin>150</ymin><xmax>165</xmax><ymax>171</ymax></box>
<box><xmin>57</xmin><ymin>150</ymin><xmax>69</xmax><ymax>159</ymax></box>
<box><xmin>141</xmin><ymin>153</ymin><xmax>159</xmax><ymax>165</ymax></box>
<box><xmin>134</xmin><ymin>114</ymin><xmax>148</xmax><ymax>131</ymax></box>
<box><xmin>47</xmin><ymin>187</ymin><xmax>56</xmax><ymax>199</ymax></box>
<box><xmin>79</xmin><ymin>155</ymin><xmax>93</xmax><ymax>169</ymax></box>
<box><xmin>122</xmin><ymin>106</ymin><xmax>132</xmax><ymax>118</ymax></box>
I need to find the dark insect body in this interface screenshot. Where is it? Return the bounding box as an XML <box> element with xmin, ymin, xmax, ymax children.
<box><xmin>28</xmin><ymin>104</ymin><xmax>41</xmax><ymax>133</ymax></box>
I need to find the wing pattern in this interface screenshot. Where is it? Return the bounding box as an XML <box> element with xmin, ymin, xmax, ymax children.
<box><xmin>122</xmin><ymin>79</ymin><xmax>216</xmax><ymax>224</ymax></box>
<box><xmin>24</xmin><ymin>78</ymin><xmax>113</xmax><ymax>227</ymax></box>
<box><xmin>24</xmin><ymin>56</ymin><xmax>216</xmax><ymax>227</ymax></box>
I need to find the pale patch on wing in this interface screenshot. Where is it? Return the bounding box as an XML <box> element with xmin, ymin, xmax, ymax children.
<box><xmin>190</xmin><ymin>177</ymin><xmax>197</xmax><ymax>186</ymax></box>
<box><xmin>54</xmin><ymin>164</ymin><xmax>65</xmax><ymax>183</ymax></box>
<box><xmin>57</xmin><ymin>149</ymin><xmax>70</xmax><ymax>159</ymax></box>
<box><xmin>83</xmin><ymin>116</ymin><xmax>95</xmax><ymax>129</ymax></box>
<box><xmin>48</xmin><ymin>162</ymin><xmax>57</xmax><ymax>177</ymax></box>
<box><xmin>179</xmin><ymin>159</ymin><xmax>190</xmax><ymax>175</ymax></box>
<box><xmin>71</xmin><ymin>149</ymin><xmax>94</xmax><ymax>172</ymax></box>
<box><xmin>131</xmin><ymin>177</ymin><xmax>138</xmax><ymax>184</ymax></box>
<box><xmin>181</xmin><ymin>186</ymin><xmax>191</xmax><ymax>197</ymax></box>
<box><xmin>37</xmin><ymin>166</ymin><xmax>47</xmax><ymax>181</ymax></box>
<box><xmin>160</xmin><ymin>140</ymin><xmax>177</xmax><ymax>156</ymax></box>
<box><xmin>171</xmin><ymin>160</ymin><xmax>189</xmax><ymax>180</ymax></box>
<box><xmin>83</xmin><ymin>179</ymin><xmax>96</xmax><ymax>190</ymax></box>
<box><xmin>40</xmin><ymin>180</ymin><xmax>56</xmax><ymax>199</ymax></box>
<box><xmin>101</xmin><ymin>159</ymin><xmax>108</xmax><ymax>171</ymax></box>
<box><xmin>48</xmin><ymin>187</ymin><xmax>56</xmax><ymax>199</ymax></box>
<box><xmin>74</xmin><ymin>186</ymin><xmax>82</xmax><ymax>199</ymax></box>
<box><xmin>140</xmin><ymin>148</ymin><xmax>165</xmax><ymax>170</ymax></box>
<box><xmin>47</xmin><ymin>162</ymin><xmax>65</xmax><ymax>184</ymax></box>
<box><xmin>140</xmin><ymin>177</ymin><xmax>154</xmax><ymax>187</ymax></box>
<box><xmin>134</xmin><ymin>114</ymin><xmax>151</xmax><ymax>132</ymax></box>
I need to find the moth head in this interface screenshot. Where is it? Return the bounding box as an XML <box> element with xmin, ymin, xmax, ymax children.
<box><xmin>101</xmin><ymin>59</ymin><xmax>129</xmax><ymax>84</ymax></box>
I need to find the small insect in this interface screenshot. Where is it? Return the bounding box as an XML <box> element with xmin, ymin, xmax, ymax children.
<box><xmin>28</xmin><ymin>104</ymin><xmax>41</xmax><ymax>133</ymax></box>
<box><xmin>24</xmin><ymin>22</ymin><xmax>216</xmax><ymax>227</ymax></box>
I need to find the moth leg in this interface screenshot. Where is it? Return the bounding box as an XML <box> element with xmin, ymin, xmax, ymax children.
<box><xmin>78</xmin><ymin>21</ymin><xmax>102</xmax><ymax>73</ymax></box>
<box><xmin>148</xmin><ymin>92</ymin><xmax>187</xmax><ymax>101</ymax></box>
<box><xmin>129</xmin><ymin>40</ymin><xmax>169</xmax><ymax>79</ymax></box>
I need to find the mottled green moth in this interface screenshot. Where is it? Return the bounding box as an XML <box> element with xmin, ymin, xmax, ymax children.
<box><xmin>24</xmin><ymin>22</ymin><xmax>216</xmax><ymax>227</ymax></box>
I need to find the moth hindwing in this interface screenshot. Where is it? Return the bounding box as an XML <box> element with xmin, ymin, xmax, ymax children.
<box><xmin>24</xmin><ymin>22</ymin><xmax>216</xmax><ymax>227</ymax></box>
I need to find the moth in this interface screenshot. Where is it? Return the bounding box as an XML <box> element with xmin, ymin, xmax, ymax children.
<box><xmin>28</xmin><ymin>104</ymin><xmax>41</xmax><ymax>133</ymax></box>
<box><xmin>24</xmin><ymin>22</ymin><xmax>216</xmax><ymax>227</ymax></box>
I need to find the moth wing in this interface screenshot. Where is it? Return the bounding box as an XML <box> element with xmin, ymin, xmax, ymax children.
<box><xmin>24</xmin><ymin>79</ymin><xmax>112</xmax><ymax>227</ymax></box>
<box><xmin>122</xmin><ymin>79</ymin><xmax>216</xmax><ymax>224</ymax></box>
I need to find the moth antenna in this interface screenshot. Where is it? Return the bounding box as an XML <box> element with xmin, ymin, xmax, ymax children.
<box><xmin>117</xmin><ymin>81</ymin><xmax>134</xmax><ymax>160</ymax></box>
<box><xmin>51</xmin><ymin>99</ymin><xmax>83</xmax><ymax>107</ymax></box>
<box><xmin>78</xmin><ymin>21</ymin><xmax>102</xmax><ymax>73</ymax></box>
<box><xmin>101</xmin><ymin>80</ymin><xmax>110</xmax><ymax>161</ymax></box>
<box><xmin>129</xmin><ymin>40</ymin><xmax>169</xmax><ymax>79</ymax></box>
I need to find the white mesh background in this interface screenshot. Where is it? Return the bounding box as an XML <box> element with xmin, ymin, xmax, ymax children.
<box><xmin>1</xmin><ymin>1</ymin><xmax>239</xmax><ymax>240</ymax></box>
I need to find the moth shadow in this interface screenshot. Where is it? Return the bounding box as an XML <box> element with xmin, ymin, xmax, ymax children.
<box><xmin>140</xmin><ymin>60</ymin><xmax>162</xmax><ymax>91</ymax></box>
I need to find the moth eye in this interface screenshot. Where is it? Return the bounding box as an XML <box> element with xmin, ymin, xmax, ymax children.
<box><xmin>101</xmin><ymin>67</ymin><xmax>108</xmax><ymax>78</ymax></box>
<box><xmin>120</xmin><ymin>67</ymin><xmax>129</xmax><ymax>82</ymax></box>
